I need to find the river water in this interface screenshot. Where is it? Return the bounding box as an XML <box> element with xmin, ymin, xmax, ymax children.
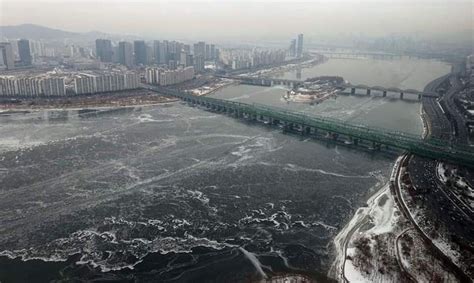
<box><xmin>0</xmin><ymin>57</ymin><xmax>450</xmax><ymax>282</ymax></box>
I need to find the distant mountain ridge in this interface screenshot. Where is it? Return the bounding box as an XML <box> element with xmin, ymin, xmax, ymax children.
<box><xmin>0</xmin><ymin>24</ymin><xmax>80</xmax><ymax>40</ymax></box>
<box><xmin>0</xmin><ymin>23</ymin><xmax>140</xmax><ymax>42</ymax></box>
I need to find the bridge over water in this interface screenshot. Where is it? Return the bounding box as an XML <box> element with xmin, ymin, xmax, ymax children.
<box><xmin>310</xmin><ymin>51</ymin><xmax>402</xmax><ymax>60</ymax></box>
<box><xmin>142</xmin><ymin>84</ymin><xmax>474</xmax><ymax>167</ymax></box>
<box><xmin>222</xmin><ymin>75</ymin><xmax>438</xmax><ymax>99</ymax></box>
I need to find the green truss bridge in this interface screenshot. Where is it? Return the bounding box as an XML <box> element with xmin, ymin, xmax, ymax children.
<box><xmin>142</xmin><ymin>84</ymin><xmax>474</xmax><ymax>167</ymax></box>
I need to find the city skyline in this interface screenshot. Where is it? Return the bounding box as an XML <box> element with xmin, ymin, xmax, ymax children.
<box><xmin>1</xmin><ymin>0</ymin><xmax>472</xmax><ymax>42</ymax></box>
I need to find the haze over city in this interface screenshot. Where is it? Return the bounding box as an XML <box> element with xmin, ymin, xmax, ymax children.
<box><xmin>1</xmin><ymin>0</ymin><xmax>473</xmax><ymax>41</ymax></box>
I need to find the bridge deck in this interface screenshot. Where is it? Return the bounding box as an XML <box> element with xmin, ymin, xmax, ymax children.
<box><xmin>142</xmin><ymin>84</ymin><xmax>474</xmax><ymax>167</ymax></box>
<box><xmin>221</xmin><ymin>75</ymin><xmax>436</xmax><ymax>97</ymax></box>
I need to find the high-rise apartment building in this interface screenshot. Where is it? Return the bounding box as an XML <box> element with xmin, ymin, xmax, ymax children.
<box><xmin>205</xmin><ymin>44</ymin><xmax>210</xmax><ymax>60</ymax></box>
<box><xmin>145</xmin><ymin>67</ymin><xmax>194</xmax><ymax>86</ymax></box>
<box><xmin>186</xmin><ymin>54</ymin><xmax>194</xmax><ymax>67</ymax></box>
<box><xmin>194</xmin><ymin>55</ymin><xmax>205</xmax><ymax>73</ymax></box>
<box><xmin>18</xmin><ymin>39</ymin><xmax>32</xmax><ymax>65</ymax></box>
<box><xmin>210</xmin><ymin>44</ymin><xmax>216</xmax><ymax>60</ymax></box>
<box><xmin>153</xmin><ymin>41</ymin><xmax>161</xmax><ymax>64</ymax></box>
<box><xmin>0</xmin><ymin>42</ymin><xmax>15</xmax><ymax>70</ymax></box>
<box><xmin>118</xmin><ymin>41</ymin><xmax>133</xmax><ymax>68</ymax></box>
<box><xmin>74</xmin><ymin>71</ymin><xmax>139</xmax><ymax>95</ymax></box>
<box><xmin>95</xmin><ymin>39</ymin><xmax>113</xmax><ymax>62</ymax></box>
<box><xmin>159</xmin><ymin>40</ymin><xmax>169</xmax><ymax>64</ymax></box>
<box><xmin>193</xmin><ymin>41</ymin><xmax>206</xmax><ymax>59</ymax></box>
<box><xmin>0</xmin><ymin>75</ymin><xmax>65</xmax><ymax>97</ymax></box>
<box><xmin>296</xmin><ymin>34</ymin><xmax>304</xmax><ymax>58</ymax></box>
<box><xmin>133</xmin><ymin>40</ymin><xmax>147</xmax><ymax>65</ymax></box>
<box><xmin>289</xmin><ymin>39</ymin><xmax>296</xmax><ymax>57</ymax></box>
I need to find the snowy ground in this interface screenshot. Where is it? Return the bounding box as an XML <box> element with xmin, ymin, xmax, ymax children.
<box><xmin>330</xmin><ymin>158</ymin><xmax>463</xmax><ymax>282</ymax></box>
<box><xmin>437</xmin><ymin>162</ymin><xmax>474</xmax><ymax>210</ymax></box>
<box><xmin>329</xmin><ymin>183</ymin><xmax>406</xmax><ymax>282</ymax></box>
<box><xmin>397</xmin><ymin>229</ymin><xmax>457</xmax><ymax>282</ymax></box>
<box><xmin>190</xmin><ymin>79</ymin><xmax>236</xmax><ymax>96</ymax></box>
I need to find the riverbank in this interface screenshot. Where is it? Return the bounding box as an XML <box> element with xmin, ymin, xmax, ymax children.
<box><xmin>189</xmin><ymin>78</ymin><xmax>238</xmax><ymax>96</ymax></box>
<box><xmin>0</xmin><ymin>90</ymin><xmax>177</xmax><ymax>111</ymax></box>
<box><xmin>328</xmin><ymin>70</ymin><xmax>460</xmax><ymax>282</ymax></box>
<box><xmin>329</xmin><ymin>156</ymin><xmax>459</xmax><ymax>282</ymax></box>
<box><xmin>247</xmin><ymin>55</ymin><xmax>326</xmax><ymax>79</ymax></box>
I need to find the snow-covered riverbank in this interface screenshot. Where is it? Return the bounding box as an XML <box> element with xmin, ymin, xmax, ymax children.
<box><xmin>329</xmin><ymin>156</ymin><xmax>460</xmax><ymax>282</ymax></box>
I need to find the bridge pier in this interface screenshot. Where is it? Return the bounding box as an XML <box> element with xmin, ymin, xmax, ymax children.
<box><xmin>418</xmin><ymin>94</ymin><xmax>421</xmax><ymax>100</ymax></box>
<box><xmin>327</xmin><ymin>132</ymin><xmax>338</xmax><ymax>140</ymax></box>
<box><xmin>372</xmin><ymin>141</ymin><xmax>381</xmax><ymax>150</ymax></box>
<box><xmin>354</xmin><ymin>138</ymin><xmax>359</xmax><ymax>145</ymax></box>
<box><xmin>400</xmin><ymin>92</ymin><xmax>404</xmax><ymax>99</ymax></box>
<box><xmin>351</xmin><ymin>88</ymin><xmax>356</xmax><ymax>95</ymax></box>
<box><xmin>366</xmin><ymin>89</ymin><xmax>371</xmax><ymax>95</ymax></box>
<box><xmin>383</xmin><ymin>91</ymin><xmax>387</xmax><ymax>97</ymax></box>
<box><xmin>283</xmin><ymin>122</ymin><xmax>294</xmax><ymax>132</ymax></box>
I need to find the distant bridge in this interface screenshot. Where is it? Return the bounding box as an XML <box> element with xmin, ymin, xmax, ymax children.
<box><xmin>221</xmin><ymin>76</ymin><xmax>438</xmax><ymax>99</ymax></box>
<box><xmin>142</xmin><ymin>84</ymin><xmax>474</xmax><ymax>167</ymax></box>
<box><xmin>310</xmin><ymin>51</ymin><xmax>402</xmax><ymax>60</ymax></box>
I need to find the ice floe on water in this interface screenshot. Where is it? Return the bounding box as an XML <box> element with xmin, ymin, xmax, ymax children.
<box><xmin>135</xmin><ymin>113</ymin><xmax>173</xmax><ymax>123</ymax></box>
<box><xmin>284</xmin><ymin>163</ymin><xmax>375</xmax><ymax>179</ymax></box>
<box><xmin>0</xmin><ymin>104</ymin><xmax>394</xmax><ymax>281</ymax></box>
<box><xmin>0</xmin><ymin>137</ymin><xmax>45</xmax><ymax>153</ymax></box>
<box><xmin>239</xmin><ymin>247</ymin><xmax>268</xmax><ymax>279</ymax></box>
<box><xmin>0</xmin><ymin>225</ymin><xmax>235</xmax><ymax>273</ymax></box>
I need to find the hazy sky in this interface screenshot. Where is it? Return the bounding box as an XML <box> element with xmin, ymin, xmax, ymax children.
<box><xmin>0</xmin><ymin>0</ymin><xmax>472</xmax><ymax>41</ymax></box>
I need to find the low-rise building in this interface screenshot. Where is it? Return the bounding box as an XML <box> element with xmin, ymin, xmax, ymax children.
<box><xmin>0</xmin><ymin>75</ymin><xmax>65</xmax><ymax>97</ymax></box>
<box><xmin>74</xmin><ymin>71</ymin><xmax>139</xmax><ymax>95</ymax></box>
<box><xmin>145</xmin><ymin>66</ymin><xmax>194</xmax><ymax>86</ymax></box>
<box><xmin>0</xmin><ymin>70</ymin><xmax>139</xmax><ymax>97</ymax></box>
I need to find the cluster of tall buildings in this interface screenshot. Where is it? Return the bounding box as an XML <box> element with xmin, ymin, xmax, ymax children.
<box><xmin>96</xmin><ymin>39</ymin><xmax>219</xmax><ymax>73</ymax></box>
<box><xmin>0</xmin><ymin>38</ymin><xmax>62</xmax><ymax>70</ymax></box>
<box><xmin>0</xmin><ymin>70</ymin><xmax>139</xmax><ymax>97</ymax></box>
<box><xmin>145</xmin><ymin>66</ymin><xmax>195</xmax><ymax>86</ymax></box>
<box><xmin>0</xmin><ymin>39</ymin><xmax>35</xmax><ymax>69</ymax></box>
<box><xmin>227</xmin><ymin>49</ymin><xmax>287</xmax><ymax>70</ymax></box>
<box><xmin>289</xmin><ymin>34</ymin><xmax>304</xmax><ymax>58</ymax></box>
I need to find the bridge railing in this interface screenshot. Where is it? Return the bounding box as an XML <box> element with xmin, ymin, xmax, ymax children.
<box><xmin>142</xmin><ymin>84</ymin><xmax>474</xmax><ymax>166</ymax></box>
<box><xmin>147</xmin><ymin>85</ymin><xmax>447</xmax><ymax>144</ymax></box>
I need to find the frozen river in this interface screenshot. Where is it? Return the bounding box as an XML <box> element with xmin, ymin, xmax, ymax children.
<box><xmin>0</xmin><ymin>56</ymin><xmax>450</xmax><ymax>282</ymax></box>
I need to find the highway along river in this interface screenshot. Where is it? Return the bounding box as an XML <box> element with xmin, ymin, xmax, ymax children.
<box><xmin>0</xmin><ymin>57</ymin><xmax>450</xmax><ymax>282</ymax></box>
